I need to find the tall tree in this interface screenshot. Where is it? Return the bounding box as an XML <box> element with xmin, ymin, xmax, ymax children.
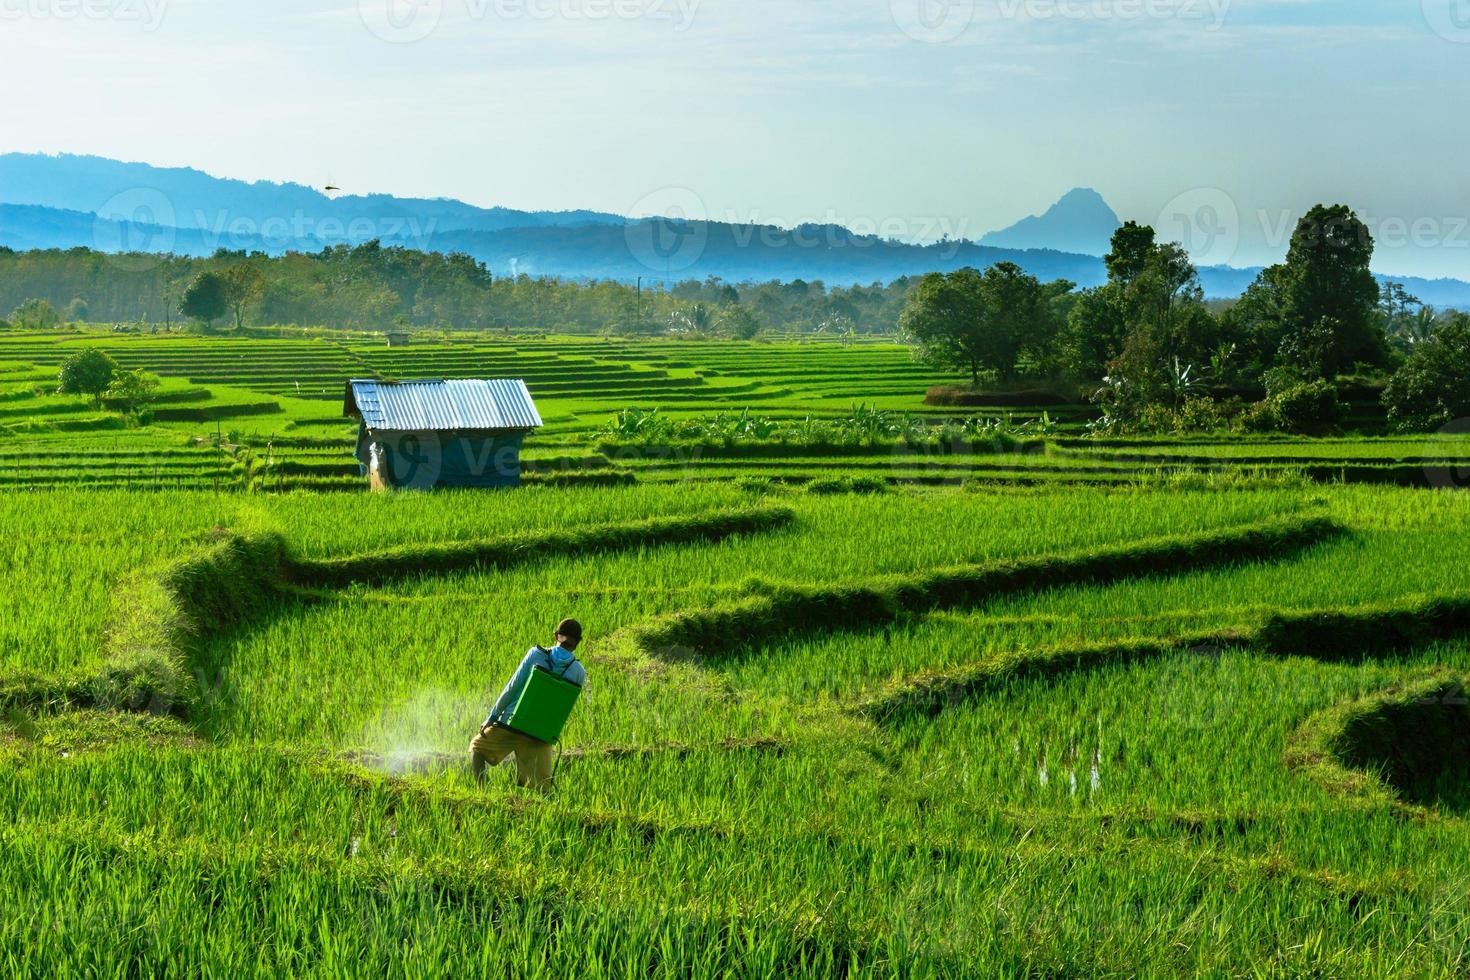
<box><xmin>1105</xmin><ymin>221</ymin><xmax>1158</xmax><ymax>287</ymax></box>
<box><xmin>1280</xmin><ymin>204</ymin><xmax>1386</xmax><ymax>374</ymax></box>
<box><xmin>179</xmin><ymin>272</ymin><xmax>229</xmax><ymax>330</ymax></box>
<box><xmin>220</xmin><ymin>263</ymin><xmax>266</xmax><ymax>331</ymax></box>
<box><xmin>900</xmin><ymin>263</ymin><xmax>1052</xmax><ymax>384</ymax></box>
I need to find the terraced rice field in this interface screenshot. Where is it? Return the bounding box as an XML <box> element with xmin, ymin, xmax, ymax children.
<box><xmin>3</xmin><ymin>329</ymin><xmax>1470</xmax><ymax>975</ymax></box>
<box><xmin>2</xmin><ymin>330</ymin><xmax>1463</xmax><ymax>493</ymax></box>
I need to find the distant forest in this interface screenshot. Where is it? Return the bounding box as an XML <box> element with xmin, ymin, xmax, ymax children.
<box><xmin>0</xmin><ymin>243</ymin><xmax>914</xmax><ymax>337</ymax></box>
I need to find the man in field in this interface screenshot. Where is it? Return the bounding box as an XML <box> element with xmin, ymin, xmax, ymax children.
<box><xmin>470</xmin><ymin>618</ymin><xmax>588</xmax><ymax>790</ymax></box>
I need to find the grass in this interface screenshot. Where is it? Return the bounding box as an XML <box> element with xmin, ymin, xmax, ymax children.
<box><xmin>4</xmin><ymin>331</ymin><xmax>1470</xmax><ymax>975</ymax></box>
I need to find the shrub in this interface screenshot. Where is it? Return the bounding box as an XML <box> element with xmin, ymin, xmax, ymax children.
<box><xmin>1242</xmin><ymin>379</ymin><xmax>1342</xmax><ymax>435</ymax></box>
<box><xmin>1267</xmin><ymin>379</ymin><xmax>1342</xmax><ymax>434</ymax></box>
<box><xmin>10</xmin><ymin>298</ymin><xmax>61</xmax><ymax>330</ymax></box>
<box><xmin>103</xmin><ymin>369</ymin><xmax>161</xmax><ymax>418</ymax></box>
<box><xmin>1382</xmin><ymin>315</ymin><xmax>1470</xmax><ymax>432</ymax></box>
<box><xmin>57</xmin><ymin>349</ymin><xmax>119</xmax><ymax>404</ymax></box>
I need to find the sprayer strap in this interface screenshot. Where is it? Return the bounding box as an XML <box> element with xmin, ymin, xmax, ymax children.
<box><xmin>534</xmin><ymin>645</ymin><xmax>577</xmax><ymax>680</ymax></box>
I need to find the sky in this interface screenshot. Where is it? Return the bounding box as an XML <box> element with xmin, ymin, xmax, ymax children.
<box><xmin>2</xmin><ymin>0</ymin><xmax>1470</xmax><ymax>278</ymax></box>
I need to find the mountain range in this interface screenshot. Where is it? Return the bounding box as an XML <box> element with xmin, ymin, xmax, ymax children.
<box><xmin>2</xmin><ymin>153</ymin><xmax>1469</xmax><ymax>307</ymax></box>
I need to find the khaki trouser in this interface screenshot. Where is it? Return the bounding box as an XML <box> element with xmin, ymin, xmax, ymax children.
<box><xmin>469</xmin><ymin>723</ymin><xmax>554</xmax><ymax>790</ymax></box>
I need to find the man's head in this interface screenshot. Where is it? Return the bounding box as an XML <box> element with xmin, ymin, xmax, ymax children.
<box><xmin>555</xmin><ymin>618</ymin><xmax>583</xmax><ymax>652</ymax></box>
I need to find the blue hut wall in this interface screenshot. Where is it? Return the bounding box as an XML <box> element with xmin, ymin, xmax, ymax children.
<box><xmin>356</xmin><ymin>427</ymin><xmax>526</xmax><ymax>489</ymax></box>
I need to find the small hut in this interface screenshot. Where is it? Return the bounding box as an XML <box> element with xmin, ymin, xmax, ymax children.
<box><xmin>386</xmin><ymin>330</ymin><xmax>411</xmax><ymax>348</ymax></box>
<box><xmin>344</xmin><ymin>379</ymin><xmax>542</xmax><ymax>490</ymax></box>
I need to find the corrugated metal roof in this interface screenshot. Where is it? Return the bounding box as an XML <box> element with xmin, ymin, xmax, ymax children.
<box><xmin>345</xmin><ymin>379</ymin><xmax>542</xmax><ymax>432</ymax></box>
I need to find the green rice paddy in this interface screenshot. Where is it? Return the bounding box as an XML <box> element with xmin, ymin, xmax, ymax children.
<box><xmin>2</xmin><ymin>329</ymin><xmax>1470</xmax><ymax>976</ymax></box>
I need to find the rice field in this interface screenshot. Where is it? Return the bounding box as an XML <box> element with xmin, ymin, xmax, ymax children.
<box><xmin>3</xmin><ymin>329</ymin><xmax>1470</xmax><ymax>976</ymax></box>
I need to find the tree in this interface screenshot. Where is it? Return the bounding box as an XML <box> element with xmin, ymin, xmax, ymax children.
<box><xmin>900</xmin><ymin>263</ymin><xmax>1053</xmax><ymax>384</ymax></box>
<box><xmin>11</xmin><ymin>298</ymin><xmax>61</xmax><ymax>330</ymax></box>
<box><xmin>719</xmin><ymin>305</ymin><xmax>763</xmax><ymax>340</ymax></box>
<box><xmin>1279</xmin><ymin>204</ymin><xmax>1386</xmax><ymax>373</ymax></box>
<box><xmin>1105</xmin><ymin>242</ymin><xmax>1223</xmax><ymax>405</ymax></box>
<box><xmin>57</xmin><ymin>349</ymin><xmax>119</xmax><ymax>405</ymax></box>
<box><xmin>669</xmin><ymin>302</ymin><xmax>714</xmax><ymax>335</ymax></box>
<box><xmin>1060</xmin><ymin>226</ymin><xmax>1210</xmax><ymax>386</ymax></box>
<box><xmin>63</xmin><ymin>297</ymin><xmax>89</xmax><ymax>324</ymax></box>
<box><xmin>179</xmin><ymin>272</ymin><xmax>229</xmax><ymax>330</ymax></box>
<box><xmin>1222</xmin><ymin>263</ymin><xmax>1293</xmax><ymax>370</ymax></box>
<box><xmin>104</xmin><ymin>369</ymin><xmax>161</xmax><ymax>417</ymax></box>
<box><xmin>220</xmin><ymin>263</ymin><xmax>265</xmax><ymax>331</ymax></box>
<box><xmin>1383</xmin><ymin>314</ymin><xmax>1470</xmax><ymax>431</ymax></box>
<box><xmin>1060</xmin><ymin>285</ymin><xmax>1129</xmax><ymax>382</ymax></box>
<box><xmin>1104</xmin><ymin>221</ymin><xmax>1157</xmax><ymax>287</ymax></box>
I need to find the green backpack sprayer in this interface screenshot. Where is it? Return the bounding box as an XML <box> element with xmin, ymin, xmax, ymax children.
<box><xmin>503</xmin><ymin>648</ymin><xmax>582</xmax><ymax>746</ymax></box>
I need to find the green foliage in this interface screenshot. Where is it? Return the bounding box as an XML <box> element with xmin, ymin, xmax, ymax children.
<box><xmin>1279</xmin><ymin>204</ymin><xmax>1386</xmax><ymax>373</ymax></box>
<box><xmin>900</xmin><ymin>263</ymin><xmax>1060</xmax><ymax>384</ymax></box>
<box><xmin>179</xmin><ymin>272</ymin><xmax>229</xmax><ymax>328</ymax></box>
<box><xmin>1233</xmin><ymin>205</ymin><xmax>1387</xmax><ymax>381</ymax></box>
<box><xmin>1103</xmin><ymin>220</ymin><xmax>1157</xmax><ymax>286</ymax></box>
<box><xmin>599</xmin><ymin>405</ymin><xmax>1045</xmax><ymax>451</ymax></box>
<box><xmin>56</xmin><ymin>348</ymin><xmax>119</xmax><ymax>403</ymax></box>
<box><xmin>1248</xmin><ymin>379</ymin><xmax>1343</xmax><ymax>435</ymax></box>
<box><xmin>219</xmin><ymin>262</ymin><xmax>266</xmax><ymax>331</ymax></box>
<box><xmin>11</xmin><ymin>297</ymin><xmax>61</xmax><ymax>331</ymax></box>
<box><xmin>718</xmin><ymin>304</ymin><xmax>763</xmax><ymax>340</ymax></box>
<box><xmin>104</xmin><ymin>369</ymin><xmax>161</xmax><ymax>418</ymax></box>
<box><xmin>1383</xmin><ymin>314</ymin><xmax>1470</xmax><ymax>431</ymax></box>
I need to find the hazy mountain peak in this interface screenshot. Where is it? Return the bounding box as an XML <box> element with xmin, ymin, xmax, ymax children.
<box><xmin>979</xmin><ymin>187</ymin><xmax>1121</xmax><ymax>257</ymax></box>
